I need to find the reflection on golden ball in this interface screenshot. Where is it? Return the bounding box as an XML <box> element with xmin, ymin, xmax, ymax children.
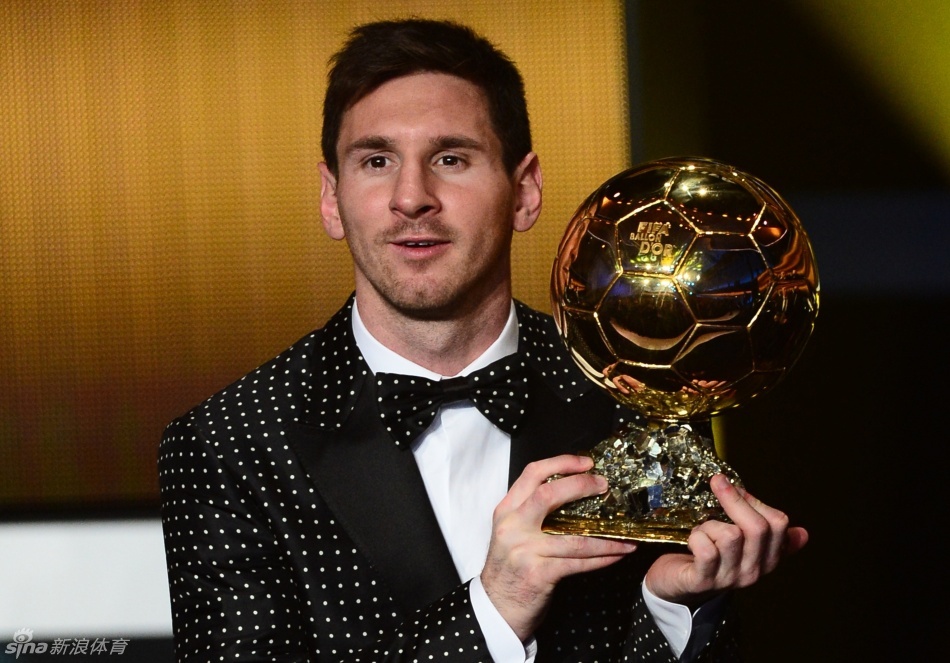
<box><xmin>552</xmin><ymin>157</ymin><xmax>820</xmax><ymax>421</ymax></box>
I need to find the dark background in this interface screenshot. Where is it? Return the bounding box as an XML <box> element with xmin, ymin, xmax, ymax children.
<box><xmin>629</xmin><ymin>1</ymin><xmax>947</xmax><ymax>660</ymax></box>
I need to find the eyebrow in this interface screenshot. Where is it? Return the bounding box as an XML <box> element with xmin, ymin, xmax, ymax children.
<box><xmin>431</xmin><ymin>135</ymin><xmax>483</xmax><ymax>151</ymax></box>
<box><xmin>344</xmin><ymin>135</ymin><xmax>395</xmax><ymax>156</ymax></box>
<box><xmin>342</xmin><ymin>134</ymin><xmax>484</xmax><ymax>157</ymax></box>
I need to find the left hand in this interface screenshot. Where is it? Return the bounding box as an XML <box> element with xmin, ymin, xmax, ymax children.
<box><xmin>481</xmin><ymin>454</ymin><xmax>639</xmax><ymax>640</ymax></box>
<box><xmin>644</xmin><ymin>473</ymin><xmax>809</xmax><ymax>609</ymax></box>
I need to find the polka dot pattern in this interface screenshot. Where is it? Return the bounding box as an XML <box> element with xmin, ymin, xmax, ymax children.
<box><xmin>376</xmin><ymin>357</ymin><xmax>529</xmax><ymax>448</ymax></box>
<box><xmin>159</xmin><ymin>296</ymin><xmax>738</xmax><ymax>661</ymax></box>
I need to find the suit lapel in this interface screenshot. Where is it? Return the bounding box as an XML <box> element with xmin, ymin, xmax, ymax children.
<box><xmin>286</xmin><ymin>384</ymin><xmax>460</xmax><ymax>613</ymax></box>
<box><xmin>284</xmin><ymin>297</ymin><xmax>459</xmax><ymax>613</ymax></box>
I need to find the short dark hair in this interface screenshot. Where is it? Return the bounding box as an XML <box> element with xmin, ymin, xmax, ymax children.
<box><xmin>321</xmin><ymin>18</ymin><xmax>532</xmax><ymax>175</ymax></box>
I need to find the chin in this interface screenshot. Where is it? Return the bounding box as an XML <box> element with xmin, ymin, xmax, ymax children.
<box><xmin>385</xmin><ymin>286</ymin><xmax>474</xmax><ymax>321</ymax></box>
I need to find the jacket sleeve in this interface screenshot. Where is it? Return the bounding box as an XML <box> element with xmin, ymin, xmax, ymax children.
<box><xmin>159</xmin><ymin>417</ymin><xmax>494</xmax><ymax>662</ymax></box>
<box><xmin>535</xmin><ymin>549</ymin><xmax>740</xmax><ymax>662</ymax></box>
<box><xmin>623</xmin><ymin>592</ymin><xmax>741</xmax><ymax>662</ymax></box>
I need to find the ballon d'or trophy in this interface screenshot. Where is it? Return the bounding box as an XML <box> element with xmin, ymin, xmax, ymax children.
<box><xmin>542</xmin><ymin>157</ymin><xmax>819</xmax><ymax>544</ymax></box>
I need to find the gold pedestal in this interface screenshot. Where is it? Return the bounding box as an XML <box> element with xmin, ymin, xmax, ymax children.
<box><xmin>542</xmin><ymin>418</ymin><xmax>742</xmax><ymax>544</ymax></box>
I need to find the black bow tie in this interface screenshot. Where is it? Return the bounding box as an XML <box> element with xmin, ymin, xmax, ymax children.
<box><xmin>375</xmin><ymin>356</ymin><xmax>530</xmax><ymax>448</ymax></box>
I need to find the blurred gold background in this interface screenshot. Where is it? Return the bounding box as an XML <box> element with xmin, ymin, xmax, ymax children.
<box><xmin>0</xmin><ymin>0</ymin><xmax>630</xmax><ymax>505</ymax></box>
<box><xmin>4</xmin><ymin>0</ymin><xmax>950</xmax><ymax>509</ymax></box>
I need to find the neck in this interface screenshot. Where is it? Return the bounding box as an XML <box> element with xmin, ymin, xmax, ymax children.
<box><xmin>355</xmin><ymin>288</ymin><xmax>513</xmax><ymax>376</ymax></box>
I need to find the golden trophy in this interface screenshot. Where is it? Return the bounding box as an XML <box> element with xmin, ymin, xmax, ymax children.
<box><xmin>543</xmin><ymin>157</ymin><xmax>819</xmax><ymax>544</ymax></box>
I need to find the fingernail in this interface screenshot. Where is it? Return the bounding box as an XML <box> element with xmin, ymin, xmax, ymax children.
<box><xmin>712</xmin><ymin>474</ymin><xmax>730</xmax><ymax>490</ymax></box>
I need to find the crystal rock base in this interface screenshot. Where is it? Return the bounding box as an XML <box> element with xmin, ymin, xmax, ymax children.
<box><xmin>541</xmin><ymin>419</ymin><xmax>743</xmax><ymax>544</ymax></box>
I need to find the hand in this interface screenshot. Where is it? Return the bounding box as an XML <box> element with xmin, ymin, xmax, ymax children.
<box><xmin>644</xmin><ymin>474</ymin><xmax>809</xmax><ymax>609</ymax></box>
<box><xmin>480</xmin><ymin>455</ymin><xmax>638</xmax><ymax>641</ymax></box>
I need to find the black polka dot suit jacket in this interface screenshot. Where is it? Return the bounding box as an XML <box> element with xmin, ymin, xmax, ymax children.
<box><xmin>159</xmin><ymin>297</ymin><xmax>739</xmax><ymax>662</ymax></box>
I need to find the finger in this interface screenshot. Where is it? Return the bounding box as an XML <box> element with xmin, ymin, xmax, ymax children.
<box><xmin>502</xmin><ymin>455</ymin><xmax>594</xmax><ymax>506</ymax></box>
<box><xmin>542</xmin><ymin>533</ymin><xmax>637</xmax><ymax>560</ymax></box>
<box><xmin>688</xmin><ymin>520</ymin><xmax>736</xmax><ymax>583</ymax></box>
<box><xmin>721</xmin><ymin>478</ymin><xmax>812</xmax><ymax>580</ymax></box>
<box><xmin>517</xmin><ymin>549</ymin><xmax>633</xmax><ymax>591</ymax></box>
<box><xmin>538</xmin><ymin>534</ymin><xmax>637</xmax><ymax>579</ymax></box>
<box><xmin>517</xmin><ymin>471</ymin><xmax>608</xmax><ymax>525</ymax></box>
<box><xmin>712</xmin><ymin>475</ymin><xmax>769</xmax><ymax>532</ymax></box>
<box><xmin>733</xmin><ymin>483</ymin><xmax>797</xmax><ymax>536</ymax></box>
<box><xmin>784</xmin><ymin>526</ymin><xmax>809</xmax><ymax>556</ymax></box>
<box><xmin>740</xmin><ymin>490</ymin><xmax>809</xmax><ymax>565</ymax></box>
<box><xmin>686</xmin><ymin>526</ymin><xmax>720</xmax><ymax>583</ymax></box>
<box><xmin>710</xmin><ymin>476</ymin><xmax>771</xmax><ymax>577</ymax></box>
<box><xmin>732</xmin><ymin>482</ymin><xmax>808</xmax><ymax>569</ymax></box>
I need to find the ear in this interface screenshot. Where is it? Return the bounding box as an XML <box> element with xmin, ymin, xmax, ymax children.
<box><xmin>512</xmin><ymin>152</ymin><xmax>543</xmax><ymax>233</ymax></box>
<box><xmin>318</xmin><ymin>162</ymin><xmax>345</xmax><ymax>240</ymax></box>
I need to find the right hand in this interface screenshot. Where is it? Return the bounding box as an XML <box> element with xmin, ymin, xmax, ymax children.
<box><xmin>480</xmin><ymin>454</ymin><xmax>638</xmax><ymax>641</ymax></box>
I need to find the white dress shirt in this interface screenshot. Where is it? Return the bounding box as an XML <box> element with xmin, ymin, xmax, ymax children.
<box><xmin>352</xmin><ymin>299</ymin><xmax>701</xmax><ymax>661</ymax></box>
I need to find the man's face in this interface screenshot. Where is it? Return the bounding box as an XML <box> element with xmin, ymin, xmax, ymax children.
<box><xmin>319</xmin><ymin>72</ymin><xmax>541</xmax><ymax>321</ymax></box>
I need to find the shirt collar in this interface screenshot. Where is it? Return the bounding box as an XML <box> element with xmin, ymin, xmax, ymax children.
<box><xmin>352</xmin><ymin>299</ymin><xmax>520</xmax><ymax>380</ymax></box>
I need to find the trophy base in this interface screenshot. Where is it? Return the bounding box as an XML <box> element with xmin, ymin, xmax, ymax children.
<box><xmin>541</xmin><ymin>418</ymin><xmax>742</xmax><ymax>545</ymax></box>
<box><xmin>541</xmin><ymin>513</ymin><xmax>692</xmax><ymax>544</ymax></box>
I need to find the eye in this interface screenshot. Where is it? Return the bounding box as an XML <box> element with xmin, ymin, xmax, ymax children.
<box><xmin>437</xmin><ymin>154</ymin><xmax>464</xmax><ymax>168</ymax></box>
<box><xmin>365</xmin><ymin>155</ymin><xmax>390</xmax><ymax>169</ymax></box>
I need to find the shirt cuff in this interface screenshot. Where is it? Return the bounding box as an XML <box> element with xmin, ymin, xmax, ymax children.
<box><xmin>470</xmin><ymin>575</ymin><xmax>534</xmax><ymax>662</ymax></box>
<box><xmin>641</xmin><ymin>581</ymin><xmax>728</xmax><ymax>660</ymax></box>
<box><xmin>641</xmin><ymin>580</ymin><xmax>692</xmax><ymax>658</ymax></box>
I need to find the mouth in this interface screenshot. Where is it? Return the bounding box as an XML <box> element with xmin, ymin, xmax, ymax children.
<box><xmin>399</xmin><ymin>240</ymin><xmax>443</xmax><ymax>248</ymax></box>
<box><xmin>388</xmin><ymin>236</ymin><xmax>451</xmax><ymax>261</ymax></box>
<box><xmin>391</xmin><ymin>236</ymin><xmax>450</xmax><ymax>250</ymax></box>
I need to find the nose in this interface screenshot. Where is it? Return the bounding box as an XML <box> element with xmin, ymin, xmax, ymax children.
<box><xmin>390</xmin><ymin>161</ymin><xmax>439</xmax><ymax>219</ymax></box>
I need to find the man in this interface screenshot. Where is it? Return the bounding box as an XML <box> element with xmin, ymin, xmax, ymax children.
<box><xmin>159</xmin><ymin>18</ymin><xmax>807</xmax><ymax>662</ymax></box>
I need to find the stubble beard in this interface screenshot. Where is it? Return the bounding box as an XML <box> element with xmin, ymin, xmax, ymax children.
<box><xmin>363</xmin><ymin>259</ymin><xmax>502</xmax><ymax>322</ymax></box>
<box><xmin>351</xmin><ymin>222</ymin><xmax>510</xmax><ymax>323</ymax></box>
